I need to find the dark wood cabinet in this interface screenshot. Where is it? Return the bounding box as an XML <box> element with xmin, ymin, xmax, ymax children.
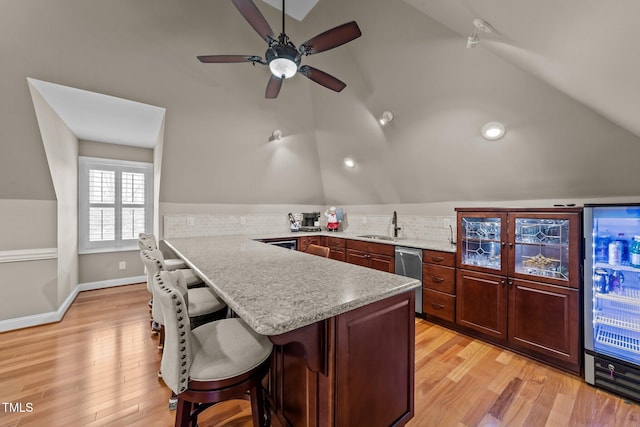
<box><xmin>346</xmin><ymin>240</ymin><xmax>395</xmax><ymax>273</ymax></box>
<box><xmin>422</xmin><ymin>250</ymin><xmax>456</xmax><ymax>322</ymax></box>
<box><xmin>509</xmin><ymin>278</ymin><xmax>580</xmax><ymax>369</ymax></box>
<box><xmin>327</xmin><ymin>237</ymin><xmax>346</xmax><ymax>262</ymax></box>
<box><xmin>455</xmin><ymin>208</ymin><xmax>582</xmax><ymax>374</ymax></box>
<box><xmin>267</xmin><ymin>291</ymin><xmax>415</xmax><ymax>427</ymax></box>
<box><xmin>456</xmin><ymin>269</ymin><xmax>507</xmax><ymax>342</ymax></box>
<box><xmin>298</xmin><ymin>235</ymin><xmax>320</xmax><ymax>252</ymax></box>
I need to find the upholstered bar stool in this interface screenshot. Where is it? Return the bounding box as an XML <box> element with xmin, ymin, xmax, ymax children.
<box><xmin>140</xmin><ymin>250</ymin><xmax>228</xmax><ymax>349</ymax></box>
<box><xmin>141</xmin><ymin>249</ymin><xmax>205</xmax><ymax>289</ymax></box>
<box><xmin>138</xmin><ymin>233</ymin><xmax>187</xmax><ymax>270</ymax></box>
<box><xmin>154</xmin><ymin>270</ymin><xmax>273</xmax><ymax>427</ymax></box>
<box><xmin>139</xmin><ymin>247</ymin><xmax>204</xmax><ymax>334</ymax></box>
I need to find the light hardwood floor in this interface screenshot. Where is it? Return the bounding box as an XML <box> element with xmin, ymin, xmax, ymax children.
<box><xmin>0</xmin><ymin>284</ymin><xmax>638</xmax><ymax>426</ymax></box>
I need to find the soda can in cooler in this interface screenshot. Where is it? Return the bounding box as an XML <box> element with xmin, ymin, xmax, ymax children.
<box><xmin>594</xmin><ymin>269</ymin><xmax>610</xmax><ymax>293</ymax></box>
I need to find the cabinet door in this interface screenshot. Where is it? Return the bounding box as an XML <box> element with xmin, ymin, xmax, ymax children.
<box><xmin>456</xmin><ymin>270</ymin><xmax>507</xmax><ymax>342</ymax></box>
<box><xmin>457</xmin><ymin>212</ymin><xmax>508</xmax><ymax>276</ymax></box>
<box><xmin>369</xmin><ymin>253</ymin><xmax>394</xmax><ymax>273</ymax></box>
<box><xmin>329</xmin><ymin>247</ymin><xmax>346</xmax><ymax>262</ymax></box>
<box><xmin>298</xmin><ymin>236</ymin><xmax>309</xmax><ymax>252</ymax></box>
<box><xmin>508</xmin><ymin>212</ymin><xmax>581</xmax><ymax>288</ymax></box>
<box><xmin>508</xmin><ymin>279</ymin><xmax>580</xmax><ymax>370</ymax></box>
<box><xmin>346</xmin><ymin>249</ymin><xmax>369</xmax><ymax>268</ymax></box>
<box><xmin>335</xmin><ymin>292</ymin><xmax>415</xmax><ymax>427</ymax></box>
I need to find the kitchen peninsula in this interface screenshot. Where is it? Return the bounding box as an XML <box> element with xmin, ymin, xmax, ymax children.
<box><xmin>164</xmin><ymin>235</ymin><xmax>420</xmax><ymax>427</ymax></box>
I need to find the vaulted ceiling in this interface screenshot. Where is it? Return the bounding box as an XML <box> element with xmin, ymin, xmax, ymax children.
<box><xmin>2</xmin><ymin>0</ymin><xmax>640</xmax><ymax>205</ymax></box>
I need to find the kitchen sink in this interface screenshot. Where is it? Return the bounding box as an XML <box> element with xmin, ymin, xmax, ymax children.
<box><xmin>356</xmin><ymin>234</ymin><xmax>397</xmax><ymax>241</ymax></box>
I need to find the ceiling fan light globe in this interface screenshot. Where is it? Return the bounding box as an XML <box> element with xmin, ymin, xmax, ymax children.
<box><xmin>269</xmin><ymin>58</ymin><xmax>298</xmax><ymax>79</ymax></box>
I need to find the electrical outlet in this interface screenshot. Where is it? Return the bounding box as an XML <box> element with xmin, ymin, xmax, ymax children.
<box><xmin>186</xmin><ymin>217</ymin><xmax>194</xmax><ymax>227</ymax></box>
<box><xmin>362</xmin><ymin>216</ymin><xmax>368</xmax><ymax>224</ymax></box>
<box><xmin>240</xmin><ymin>216</ymin><xmax>246</xmax><ymax>225</ymax></box>
<box><xmin>119</xmin><ymin>261</ymin><xmax>126</xmax><ymax>270</ymax></box>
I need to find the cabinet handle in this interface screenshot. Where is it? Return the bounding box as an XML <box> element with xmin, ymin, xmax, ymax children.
<box><xmin>431</xmin><ymin>276</ymin><xmax>445</xmax><ymax>283</ymax></box>
<box><xmin>508</xmin><ymin>280</ymin><xmax>514</xmax><ymax>287</ymax></box>
<box><xmin>509</xmin><ymin>242</ymin><xmax>514</xmax><ymax>248</ymax></box>
<box><xmin>431</xmin><ymin>256</ymin><xmax>445</xmax><ymax>262</ymax></box>
<box><xmin>431</xmin><ymin>302</ymin><xmax>445</xmax><ymax>310</ymax></box>
<box><xmin>501</xmin><ymin>280</ymin><xmax>506</xmax><ymax>286</ymax></box>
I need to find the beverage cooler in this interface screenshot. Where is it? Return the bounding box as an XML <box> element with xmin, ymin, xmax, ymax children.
<box><xmin>584</xmin><ymin>204</ymin><xmax>640</xmax><ymax>401</ymax></box>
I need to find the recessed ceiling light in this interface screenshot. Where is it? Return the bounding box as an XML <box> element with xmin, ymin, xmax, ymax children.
<box><xmin>481</xmin><ymin>122</ymin><xmax>505</xmax><ymax>140</ymax></box>
<box><xmin>344</xmin><ymin>157</ymin><xmax>356</xmax><ymax>168</ymax></box>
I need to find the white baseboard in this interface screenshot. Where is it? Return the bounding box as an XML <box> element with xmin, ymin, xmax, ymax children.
<box><xmin>0</xmin><ymin>275</ymin><xmax>146</xmax><ymax>333</ymax></box>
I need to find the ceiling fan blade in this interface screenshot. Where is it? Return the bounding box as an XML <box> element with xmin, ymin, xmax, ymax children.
<box><xmin>265</xmin><ymin>75</ymin><xmax>283</xmax><ymax>98</ymax></box>
<box><xmin>197</xmin><ymin>55</ymin><xmax>261</xmax><ymax>63</ymax></box>
<box><xmin>299</xmin><ymin>21</ymin><xmax>362</xmax><ymax>55</ymax></box>
<box><xmin>298</xmin><ymin>65</ymin><xmax>346</xmax><ymax>92</ymax></box>
<box><xmin>230</xmin><ymin>0</ymin><xmax>274</xmax><ymax>43</ymax></box>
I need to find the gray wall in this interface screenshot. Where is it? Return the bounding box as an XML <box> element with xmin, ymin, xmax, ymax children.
<box><xmin>3</xmin><ymin>0</ymin><xmax>640</xmax><ymax>325</ymax></box>
<box><xmin>3</xmin><ymin>0</ymin><xmax>639</xmax><ymax>209</ymax></box>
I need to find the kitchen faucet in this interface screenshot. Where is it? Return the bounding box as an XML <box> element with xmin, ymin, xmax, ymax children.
<box><xmin>393</xmin><ymin>210</ymin><xmax>401</xmax><ymax>238</ymax></box>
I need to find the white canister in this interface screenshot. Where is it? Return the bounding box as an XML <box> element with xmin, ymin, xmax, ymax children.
<box><xmin>609</xmin><ymin>241</ymin><xmax>623</xmax><ymax>265</ymax></box>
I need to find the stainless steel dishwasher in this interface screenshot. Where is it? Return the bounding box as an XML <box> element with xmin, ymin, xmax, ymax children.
<box><xmin>395</xmin><ymin>246</ymin><xmax>423</xmax><ymax>315</ymax></box>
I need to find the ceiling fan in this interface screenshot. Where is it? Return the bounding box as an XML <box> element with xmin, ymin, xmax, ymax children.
<box><xmin>197</xmin><ymin>0</ymin><xmax>362</xmax><ymax>99</ymax></box>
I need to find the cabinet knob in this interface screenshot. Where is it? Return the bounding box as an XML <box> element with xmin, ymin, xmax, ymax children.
<box><xmin>431</xmin><ymin>302</ymin><xmax>445</xmax><ymax>310</ymax></box>
<box><xmin>432</xmin><ymin>256</ymin><xmax>445</xmax><ymax>262</ymax></box>
<box><xmin>431</xmin><ymin>276</ymin><xmax>445</xmax><ymax>283</ymax></box>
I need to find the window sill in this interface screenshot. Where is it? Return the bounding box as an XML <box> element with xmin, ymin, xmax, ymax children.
<box><xmin>79</xmin><ymin>245</ymin><xmax>139</xmax><ymax>255</ymax></box>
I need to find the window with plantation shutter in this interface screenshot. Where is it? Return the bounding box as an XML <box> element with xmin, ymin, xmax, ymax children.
<box><xmin>79</xmin><ymin>156</ymin><xmax>153</xmax><ymax>253</ymax></box>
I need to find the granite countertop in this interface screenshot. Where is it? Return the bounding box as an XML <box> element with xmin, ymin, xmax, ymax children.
<box><xmin>256</xmin><ymin>231</ymin><xmax>458</xmax><ymax>253</ymax></box>
<box><xmin>164</xmin><ymin>235</ymin><xmax>421</xmax><ymax>336</ymax></box>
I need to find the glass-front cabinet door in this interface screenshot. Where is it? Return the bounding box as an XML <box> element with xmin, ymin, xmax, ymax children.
<box><xmin>508</xmin><ymin>213</ymin><xmax>580</xmax><ymax>288</ymax></box>
<box><xmin>457</xmin><ymin>212</ymin><xmax>507</xmax><ymax>275</ymax></box>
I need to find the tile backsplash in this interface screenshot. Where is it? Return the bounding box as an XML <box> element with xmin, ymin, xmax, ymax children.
<box><xmin>164</xmin><ymin>214</ymin><xmax>290</xmax><ymax>238</ymax></box>
<box><xmin>164</xmin><ymin>212</ymin><xmax>455</xmax><ymax>243</ymax></box>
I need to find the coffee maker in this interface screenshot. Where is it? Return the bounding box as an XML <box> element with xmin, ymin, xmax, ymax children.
<box><xmin>299</xmin><ymin>212</ymin><xmax>321</xmax><ymax>232</ymax></box>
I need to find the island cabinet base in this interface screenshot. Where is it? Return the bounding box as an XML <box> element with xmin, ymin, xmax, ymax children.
<box><xmin>268</xmin><ymin>291</ymin><xmax>416</xmax><ymax>427</ymax></box>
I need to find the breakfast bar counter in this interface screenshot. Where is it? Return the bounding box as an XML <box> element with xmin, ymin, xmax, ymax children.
<box><xmin>164</xmin><ymin>235</ymin><xmax>420</xmax><ymax>427</ymax></box>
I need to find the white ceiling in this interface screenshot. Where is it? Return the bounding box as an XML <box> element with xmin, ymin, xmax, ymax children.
<box><xmin>27</xmin><ymin>78</ymin><xmax>165</xmax><ymax>148</ymax></box>
<box><xmin>30</xmin><ymin>0</ymin><xmax>640</xmax><ymax>148</ymax></box>
<box><xmin>403</xmin><ymin>0</ymin><xmax>640</xmax><ymax>139</ymax></box>
<box><xmin>6</xmin><ymin>0</ymin><xmax>640</xmax><ymax>204</ymax></box>
<box><xmin>262</xmin><ymin>0</ymin><xmax>319</xmax><ymax>21</ymax></box>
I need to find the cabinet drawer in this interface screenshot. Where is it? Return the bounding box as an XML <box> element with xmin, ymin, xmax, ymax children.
<box><xmin>422</xmin><ymin>265</ymin><xmax>455</xmax><ymax>294</ymax></box>
<box><xmin>423</xmin><ymin>250</ymin><xmax>455</xmax><ymax>267</ymax></box>
<box><xmin>298</xmin><ymin>236</ymin><xmax>320</xmax><ymax>251</ymax></box>
<box><xmin>327</xmin><ymin>236</ymin><xmax>346</xmax><ymax>248</ymax></box>
<box><xmin>347</xmin><ymin>239</ymin><xmax>395</xmax><ymax>256</ymax></box>
<box><xmin>329</xmin><ymin>247</ymin><xmax>346</xmax><ymax>262</ymax></box>
<box><xmin>423</xmin><ymin>289</ymin><xmax>456</xmax><ymax>323</ymax></box>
